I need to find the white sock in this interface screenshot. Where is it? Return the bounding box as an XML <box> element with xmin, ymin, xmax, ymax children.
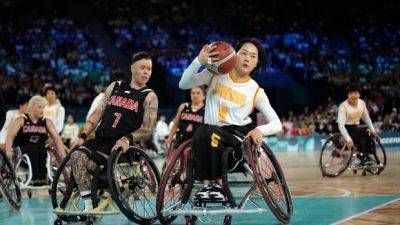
<box><xmin>80</xmin><ymin>191</ymin><xmax>93</xmax><ymax>210</ymax></box>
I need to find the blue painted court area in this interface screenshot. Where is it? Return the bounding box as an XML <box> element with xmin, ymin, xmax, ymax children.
<box><xmin>0</xmin><ymin>195</ymin><xmax>398</xmax><ymax>225</ymax></box>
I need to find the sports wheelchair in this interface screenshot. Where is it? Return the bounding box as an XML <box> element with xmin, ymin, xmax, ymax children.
<box><xmin>319</xmin><ymin>128</ymin><xmax>386</xmax><ymax>177</ymax></box>
<box><xmin>156</xmin><ymin>131</ymin><xmax>293</xmax><ymax>225</ymax></box>
<box><xmin>51</xmin><ymin>144</ymin><xmax>160</xmax><ymax>225</ymax></box>
<box><xmin>0</xmin><ymin>149</ymin><xmax>21</xmax><ymax>211</ymax></box>
<box><xmin>13</xmin><ymin>145</ymin><xmax>67</xmax><ymax>198</ymax></box>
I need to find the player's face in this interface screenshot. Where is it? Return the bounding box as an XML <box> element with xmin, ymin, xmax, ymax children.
<box><xmin>32</xmin><ymin>102</ymin><xmax>45</xmax><ymax>118</ymax></box>
<box><xmin>45</xmin><ymin>90</ymin><xmax>57</xmax><ymax>103</ymax></box>
<box><xmin>67</xmin><ymin>115</ymin><xmax>74</xmax><ymax>124</ymax></box>
<box><xmin>131</xmin><ymin>59</ymin><xmax>152</xmax><ymax>85</ymax></box>
<box><xmin>235</xmin><ymin>42</ymin><xmax>259</xmax><ymax>75</ymax></box>
<box><xmin>347</xmin><ymin>91</ymin><xmax>360</xmax><ymax>103</ymax></box>
<box><xmin>190</xmin><ymin>87</ymin><xmax>205</xmax><ymax>104</ymax></box>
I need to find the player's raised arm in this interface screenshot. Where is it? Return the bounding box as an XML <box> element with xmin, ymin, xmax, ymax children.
<box><xmin>179</xmin><ymin>45</ymin><xmax>219</xmax><ymax>89</ymax></box>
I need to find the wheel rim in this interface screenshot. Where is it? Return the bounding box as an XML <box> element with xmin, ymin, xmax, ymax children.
<box><xmin>367</xmin><ymin>138</ymin><xmax>387</xmax><ymax>174</ymax></box>
<box><xmin>111</xmin><ymin>148</ymin><xmax>159</xmax><ymax>221</ymax></box>
<box><xmin>0</xmin><ymin>151</ymin><xmax>21</xmax><ymax>210</ymax></box>
<box><xmin>320</xmin><ymin>134</ymin><xmax>352</xmax><ymax>177</ymax></box>
<box><xmin>157</xmin><ymin>140</ymin><xmax>191</xmax><ymax>224</ymax></box>
<box><xmin>250</xmin><ymin>143</ymin><xmax>292</xmax><ymax>221</ymax></box>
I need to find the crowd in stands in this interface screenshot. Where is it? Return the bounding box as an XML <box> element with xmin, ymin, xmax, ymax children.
<box><xmin>1</xmin><ymin>0</ymin><xmax>399</xmax><ymax>137</ymax></box>
<box><xmin>0</xmin><ymin>17</ymin><xmax>113</xmax><ymax>106</ymax></box>
<box><xmin>103</xmin><ymin>0</ymin><xmax>399</xmax><ymax>80</ymax></box>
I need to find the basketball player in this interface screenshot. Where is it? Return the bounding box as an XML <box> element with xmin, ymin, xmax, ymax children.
<box><xmin>4</xmin><ymin>96</ymin><xmax>65</xmax><ymax>185</ymax></box>
<box><xmin>69</xmin><ymin>52</ymin><xmax>158</xmax><ymax>211</ymax></box>
<box><xmin>337</xmin><ymin>84</ymin><xmax>379</xmax><ymax>165</ymax></box>
<box><xmin>167</xmin><ymin>86</ymin><xmax>206</xmax><ymax>148</ymax></box>
<box><xmin>179</xmin><ymin>38</ymin><xmax>282</xmax><ymax>200</ymax></box>
<box><xmin>86</xmin><ymin>70</ymin><xmax>129</xmax><ymax>120</ymax></box>
<box><xmin>0</xmin><ymin>94</ymin><xmax>30</xmax><ymax>148</ymax></box>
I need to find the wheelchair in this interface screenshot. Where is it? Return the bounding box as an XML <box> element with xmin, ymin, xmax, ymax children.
<box><xmin>12</xmin><ymin>145</ymin><xmax>67</xmax><ymax>198</ymax></box>
<box><xmin>319</xmin><ymin>129</ymin><xmax>387</xmax><ymax>177</ymax></box>
<box><xmin>51</xmin><ymin>144</ymin><xmax>160</xmax><ymax>225</ymax></box>
<box><xmin>0</xmin><ymin>149</ymin><xmax>22</xmax><ymax>211</ymax></box>
<box><xmin>156</xmin><ymin>132</ymin><xmax>293</xmax><ymax>225</ymax></box>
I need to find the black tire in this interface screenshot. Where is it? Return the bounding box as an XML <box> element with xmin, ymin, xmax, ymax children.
<box><xmin>156</xmin><ymin>140</ymin><xmax>191</xmax><ymax>225</ymax></box>
<box><xmin>245</xmin><ymin>139</ymin><xmax>293</xmax><ymax>224</ymax></box>
<box><xmin>0</xmin><ymin>150</ymin><xmax>22</xmax><ymax>211</ymax></box>
<box><xmin>108</xmin><ymin>146</ymin><xmax>160</xmax><ymax>225</ymax></box>
<box><xmin>366</xmin><ymin>137</ymin><xmax>387</xmax><ymax>175</ymax></box>
<box><xmin>319</xmin><ymin>133</ymin><xmax>353</xmax><ymax>177</ymax></box>
<box><xmin>51</xmin><ymin>149</ymin><xmax>80</xmax><ymax>223</ymax></box>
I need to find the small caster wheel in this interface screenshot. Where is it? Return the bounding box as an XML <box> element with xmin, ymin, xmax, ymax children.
<box><xmin>27</xmin><ymin>190</ymin><xmax>32</xmax><ymax>198</ymax></box>
<box><xmin>223</xmin><ymin>215</ymin><xmax>232</xmax><ymax>225</ymax></box>
<box><xmin>48</xmin><ymin>189</ymin><xmax>52</xmax><ymax>195</ymax></box>
<box><xmin>54</xmin><ymin>218</ymin><xmax>62</xmax><ymax>225</ymax></box>
<box><xmin>362</xmin><ymin>170</ymin><xmax>366</xmax><ymax>176</ymax></box>
<box><xmin>185</xmin><ymin>215</ymin><xmax>195</xmax><ymax>225</ymax></box>
<box><xmin>86</xmin><ymin>217</ymin><xmax>93</xmax><ymax>225</ymax></box>
<box><xmin>353</xmin><ymin>170</ymin><xmax>357</xmax><ymax>174</ymax></box>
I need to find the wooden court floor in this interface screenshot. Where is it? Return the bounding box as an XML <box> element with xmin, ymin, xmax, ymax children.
<box><xmin>1</xmin><ymin>151</ymin><xmax>399</xmax><ymax>225</ymax></box>
<box><xmin>277</xmin><ymin>151</ymin><xmax>400</xmax><ymax>224</ymax></box>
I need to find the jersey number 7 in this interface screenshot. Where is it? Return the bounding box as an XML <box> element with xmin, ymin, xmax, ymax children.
<box><xmin>112</xmin><ymin>113</ymin><xmax>122</xmax><ymax>128</ymax></box>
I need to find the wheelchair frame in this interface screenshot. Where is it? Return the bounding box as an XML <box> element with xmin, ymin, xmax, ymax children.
<box><xmin>157</xmin><ymin>134</ymin><xmax>293</xmax><ymax>225</ymax></box>
<box><xmin>13</xmin><ymin>145</ymin><xmax>67</xmax><ymax>198</ymax></box>
<box><xmin>319</xmin><ymin>132</ymin><xmax>387</xmax><ymax>177</ymax></box>
<box><xmin>0</xmin><ymin>150</ymin><xmax>22</xmax><ymax>211</ymax></box>
<box><xmin>51</xmin><ymin>145</ymin><xmax>160</xmax><ymax>225</ymax></box>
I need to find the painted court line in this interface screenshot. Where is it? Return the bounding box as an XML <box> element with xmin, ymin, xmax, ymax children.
<box><xmin>331</xmin><ymin>197</ymin><xmax>400</xmax><ymax>225</ymax></box>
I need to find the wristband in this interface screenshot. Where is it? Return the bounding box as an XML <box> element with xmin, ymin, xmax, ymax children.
<box><xmin>124</xmin><ymin>134</ymin><xmax>134</xmax><ymax>145</ymax></box>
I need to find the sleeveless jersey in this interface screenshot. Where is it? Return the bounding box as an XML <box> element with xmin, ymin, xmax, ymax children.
<box><xmin>205</xmin><ymin>73</ymin><xmax>260</xmax><ymax>126</ymax></box>
<box><xmin>14</xmin><ymin>114</ymin><xmax>48</xmax><ymax>147</ymax></box>
<box><xmin>96</xmin><ymin>81</ymin><xmax>153</xmax><ymax>138</ymax></box>
<box><xmin>177</xmin><ymin>103</ymin><xmax>204</xmax><ymax>138</ymax></box>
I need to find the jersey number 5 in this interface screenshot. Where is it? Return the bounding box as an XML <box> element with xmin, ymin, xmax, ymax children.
<box><xmin>112</xmin><ymin>113</ymin><xmax>122</xmax><ymax>128</ymax></box>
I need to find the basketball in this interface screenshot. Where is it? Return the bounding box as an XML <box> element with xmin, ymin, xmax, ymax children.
<box><xmin>207</xmin><ymin>41</ymin><xmax>237</xmax><ymax>75</ymax></box>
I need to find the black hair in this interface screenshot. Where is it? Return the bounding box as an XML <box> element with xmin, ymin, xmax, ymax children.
<box><xmin>16</xmin><ymin>94</ymin><xmax>30</xmax><ymax>106</ymax></box>
<box><xmin>131</xmin><ymin>51</ymin><xmax>151</xmax><ymax>64</ymax></box>
<box><xmin>234</xmin><ymin>37</ymin><xmax>266</xmax><ymax>75</ymax></box>
<box><xmin>43</xmin><ymin>86</ymin><xmax>57</xmax><ymax>96</ymax></box>
<box><xmin>347</xmin><ymin>83</ymin><xmax>361</xmax><ymax>93</ymax></box>
<box><xmin>110</xmin><ymin>70</ymin><xmax>129</xmax><ymax>83</ymax></box>
<box><xmin>191</xmin><ymin>85</ymin><xmax>207</xmax><ymax>96</ymax></box>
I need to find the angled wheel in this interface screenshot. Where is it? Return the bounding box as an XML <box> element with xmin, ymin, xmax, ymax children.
<box><xmin>108</xmin><ymin>146</ymin><xmax>160</xmax><ymax>225</ymax></box>
<box><xmin>366</xmin><ymin>136</ymin><xmax>387</xmax><ymax>175</ymax></box>
<box><xmin>156</xmin><ymin>139</ymin><xmax>191</xmax><ymax>225</ymax></box>
<box><xmin>51</xmin><ymin>149</ymin><xmax>90</xmax><ymax>223</ymax></box>
<box><xmin>0</xmin><ymin>150</ymin><xmax>21</xmax><ymax>211</ymax></box>
<box><xmin>161</xmin><ymin>140</ymin><xmax>176</xmax><ymax>174</ymax></box>
<box><xmin>319</xmin><ymin>133</ymin><xmax>353</xmax><ymax>177</ymax></box>
<box><xmin>245</xmin><ymin>139</ymin><xmax>293</xmax><ymax>224</ymax></box>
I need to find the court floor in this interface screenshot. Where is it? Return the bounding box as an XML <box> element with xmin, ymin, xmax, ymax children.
<box><xmin>1</xmin><ymin>151</ymin><xmax>399</xmax><ymax>225</ymax></box>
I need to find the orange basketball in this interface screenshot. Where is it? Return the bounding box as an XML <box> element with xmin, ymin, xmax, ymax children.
<box><xmin>207</xmin><ymin>41</ymin><xmax>237</xmax><ymax>75</ymax></box>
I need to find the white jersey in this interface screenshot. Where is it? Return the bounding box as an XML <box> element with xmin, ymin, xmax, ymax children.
<box><xmin>337</xmin><ymin>99</ymin><xmax>375</xmax><ymax>142</ymax></box>
<box><xmin>86</xmin><ymin>93</ymin><xmax>104</xmax><ymax>120</ymax></box>
<box><xmin>0</xmin><ymin>110</ymin><xmax>23</xmax><ymax>144</ymax></box>
<box><xmin>205</xmin><ymin>74</ymin><xmax>259</xmax><ymax>126</ymax></box>
<box><xmin>179</xmin><ymin>57</ymin><xmax>282</xmax><ymax>136</ymax></box>
<box><xmin>62</xmin><ymin>123</ymin><xmax>79</xmax><ymax>141</ymax></box>
<box><xmin>44</xmin><ymin>102</ymin><xmax>65</xmax><ymax>133</ymax></box>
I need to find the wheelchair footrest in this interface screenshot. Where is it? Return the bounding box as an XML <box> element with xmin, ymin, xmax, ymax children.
<box><xmin>162</xmin><ymin>206</ymin><xmax>268</xmax><ymax>217</ymax></box>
